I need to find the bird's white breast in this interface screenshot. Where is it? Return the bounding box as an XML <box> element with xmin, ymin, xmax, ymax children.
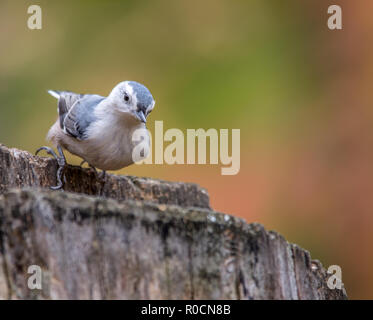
<box><xmin>80</xmin><ymin>111</ymin><xmax>148</xmax><ymax>170</ymax></box>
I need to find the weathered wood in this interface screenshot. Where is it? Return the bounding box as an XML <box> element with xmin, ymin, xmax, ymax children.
<box><xmin>0</xmin><ymin>144</ymin><xmax>210</xmax><ymax>209</ymax></box>
<box><xmin>0</xmin><ymin>143</ymin><xmax>347</xmax><ymax>299</ymax></box>
<box><xmin>0</xmin><ymin>189</ymin><xmax>346</xmax><ymax>300</ymax></box>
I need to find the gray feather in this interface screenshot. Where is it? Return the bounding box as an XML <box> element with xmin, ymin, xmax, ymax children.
<box><xmin>50</xmin><ymin>90</ymin><xmax>105</xmax><ymax>140</ymax></box>
<box><xmin>128</xmin><ymin>81</ymin><xmax>154</xmax><ymax>107</ymax></box>
<box><xmin>58</xmin><ymin>96</ymin><xmax>69</xmax><ymax>129</ymax></box>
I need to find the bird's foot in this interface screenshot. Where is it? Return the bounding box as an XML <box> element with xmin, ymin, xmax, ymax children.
<box><xmin>99</xmin><ymin>170</ymin><xmax>106</xmax><ymax>180</ymax></box>
<box><xmin>80</xmin><ymin>160</ymin><xmax>87</xmax><ymax>167</ymax></box>
<box><xmin>85</xmin><ymin>163</ymin><xmax>105</xmax><ymax>181</ymax></box>
<box><xmin>87</xmin><ymin>164</ymin><xmax>98</xmax><ymax>175</ymax></box>
<box><xmin>36</xmin><ymin>145</ymin><xmax>66</xmax><ymax>190</ymax></box>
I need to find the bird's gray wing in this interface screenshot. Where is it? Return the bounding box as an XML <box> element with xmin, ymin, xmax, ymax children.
<box><xmin>48</xmin><ymin>90</ymin><xmax>105</xmax><ymax>140</ymax></box>
<box><xmin>48</xmin><ymin>90</ymin><xmax>83</xmax><ymax>130</ymax></box>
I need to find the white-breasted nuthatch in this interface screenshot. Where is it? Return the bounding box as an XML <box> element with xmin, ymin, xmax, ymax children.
<box><xmin>37</xmin><ymin>81</ymin><xmax>155</xmax><ymax>190</ymax></box>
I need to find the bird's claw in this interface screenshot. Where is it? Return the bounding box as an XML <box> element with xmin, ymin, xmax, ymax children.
<box><xmin>88</xmin><ymin>165</ymin><xmax>106</xmax><ymax>181</ymax></box>
<box><xmin>84</xmin><ymin>163</ymin><xmax>106</xmax><ymax>180</ymax></box>
<box><xmin>36</xmin><ymin>146</ymin><xmax>58</xmax><ymax>160</ymax></box>
<box><xmin>99</xmin><ymin>170</ymin><xmax>106</xmax><ymax>180</ymax></box>
<box><xmin>35</xmin><ymin>146</ymin><xmax>66</xmax><ymax>190</ymax></box>
<box><xmin>80</xmin><ymin>160</ymin><xmax>87</xmax><ymax>167</ymax></box>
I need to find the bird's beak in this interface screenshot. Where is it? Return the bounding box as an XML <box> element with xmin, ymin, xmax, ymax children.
<box><xmin>137</xmin><ymin>110</ymin><xmax>147</xmax><ymax>123</ymax></box>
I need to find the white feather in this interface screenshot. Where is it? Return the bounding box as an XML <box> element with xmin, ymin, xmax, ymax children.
<box><xmin>48</xmin><ymin>90</ymin><xmax>60</xmax><ymax>99</ymax></box>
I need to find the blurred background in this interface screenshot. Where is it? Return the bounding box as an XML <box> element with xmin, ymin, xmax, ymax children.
<box><xmin>0</xmin><ymin>0</ymin><xmax>372</xmax><ymax>299</ymax></box>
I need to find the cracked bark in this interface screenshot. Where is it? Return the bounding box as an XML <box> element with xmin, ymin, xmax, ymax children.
<box><xmin>0</xmin><ymin>144</ymin><xmax>347</xmax><ymax>299</ymax></box>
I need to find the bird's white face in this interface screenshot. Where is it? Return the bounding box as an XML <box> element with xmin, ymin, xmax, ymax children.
<box><xmin>109</xmin><ymin>81</ymin><xmax>155</xmax><ymax>123</ymax></box>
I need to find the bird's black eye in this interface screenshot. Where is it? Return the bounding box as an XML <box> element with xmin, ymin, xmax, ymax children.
<box><xmin>124</xmin><ymin>93</ymin><xmax>130</xmax><ymax>102</ymax></box>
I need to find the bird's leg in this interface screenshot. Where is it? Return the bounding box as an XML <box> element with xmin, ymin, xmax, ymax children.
<box><xmin>36</xmin><ymin>145</ymin><xmax>66</xmax><ymax>190</ymax></box>
<box><xmin>80</xmin><ymin>161</ymin><xmax>105</xmax><ymax>181</ymax></box>
<box><xmin>87</xmin><ymin>164</ymin><xmax>106</xmax><ymax>180</ymax></box>
<box><xmin>89</xmin><ymin>165</ymin><xmax>106</xmax><ymax>180</ymax></box>
<box><xmin>88</xmin><ymin>164</ymin><xmax>98</xmax><ymax>175</ymax></box>
<box><xmin>99</xmin><ymin>170</ymin><xmax>106</xmax><ymax>180</ymax></box>
<box><xmin>80</xmin><ymin>160</ymin><xmax>87</xmax><ymax>167</ymax></box>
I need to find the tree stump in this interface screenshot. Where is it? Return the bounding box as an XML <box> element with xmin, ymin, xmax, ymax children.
<box><xmin>0</xmin><ymin>144</ymin><xmax>347</xmax><ymax>299</ymax></box>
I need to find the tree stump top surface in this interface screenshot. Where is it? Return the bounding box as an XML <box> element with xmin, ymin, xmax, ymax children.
<box><xmin>0</xmin><ymin>144</ymin><xmax>210</xmax><ymax>209</ymax></box>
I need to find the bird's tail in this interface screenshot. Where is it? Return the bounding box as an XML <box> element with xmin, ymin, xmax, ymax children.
<box><xmin>47</xmin><ymin>90</ymin><xmax>61</xmax><ymax>99</ymax></box>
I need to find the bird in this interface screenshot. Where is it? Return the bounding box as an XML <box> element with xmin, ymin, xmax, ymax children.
<box><xmin>36</xmin><ymin>81</ymin><xmax>155</xmax><ymax>190</ymax></box>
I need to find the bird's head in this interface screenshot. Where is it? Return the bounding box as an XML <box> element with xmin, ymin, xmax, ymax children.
<box><xmin>109</xmin><ymin>81</ymin><xmax>155</xmax><ymax>123</ymax></box>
